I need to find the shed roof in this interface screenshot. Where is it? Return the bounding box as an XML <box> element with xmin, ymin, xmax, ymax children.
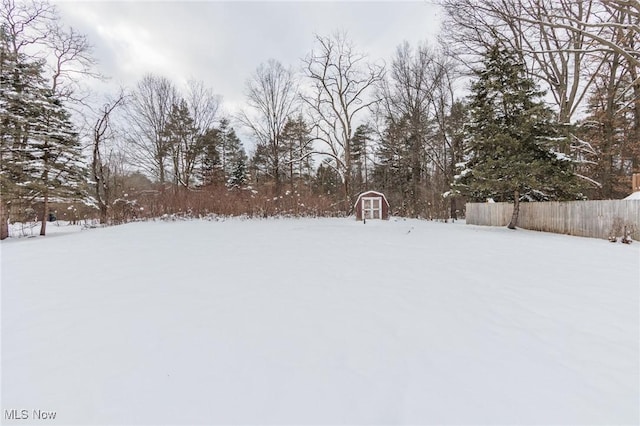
<box><xmin>354</xmin><ymin>191</ymin><xmax>390</xmax><ymax>208</ymax></box>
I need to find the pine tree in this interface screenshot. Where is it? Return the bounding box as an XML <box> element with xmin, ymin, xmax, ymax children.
<box><xmin>373</xmin><ymin>116</ymin><xmax>418</xmax><ymax>216</ymax></box>
<box><xmin>164</xmin><ymin>100</ymin><xmax>200</xmax><ymax>188</ymax></box>
<box><xmin>314</xmin><ymin>159</ymin><xmax>342</xmax><ymax>197</ymax></box>
<box><xmin>1</xmin><ymin>35</ymin><xmax>86</xmax><ymax>236</ymax></box>
<box><xmin>350</xmin><ymin>124</ymin><xmax>374</xmax><ymax>194</ymax></box>
<box><xmin>1</xmin><ymin>39</ymin><xmax>37</xmax><ymax>235</ymax></box>
<box><xmin>215</xmin><ymin>119</ymin><xmax>247</xmax><ymax>188</ymax></box>
<box><xmin>249</xmin><ymin>143</ymin><xmax>270</xmax><ymax>186</ymax></box>
<box><xmin>281</xmin><ymin>116</ymin><xmax>314</xmax><ymax>190</ymax></box>
<box><xmin>33</xmin><ymin>96</ymin><xmax>86</xmax><ymax>235</ymax></box>
<box><xmin>444</xmin><ymin>100</ymin><xmax>468</xmax><ymax>219</ymax></box>
<box><xmin>455</xmin><ymin>46</ymin><xmax>583</xmax><ymax>229</ymax></box>
<box><xmin>199</xmin><ymin>127</ymin><xmax>222</xmax><ymax>187</ymax></box>
<box><xmin>227</xmin><ymin>154</ymin><xmax>248</xmax><ymax>189</ymax></box>
<box><xmin>217</xmin><ymin>118</ymin><xmax>231</xmax><ymax>178</ymax></box>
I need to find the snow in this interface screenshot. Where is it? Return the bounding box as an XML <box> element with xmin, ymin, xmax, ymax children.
<box><xmin>453</xmin><ymin>168</ymin><xmax>471</xmax><ymax>180</ymax></box>
<box><xmin>551</xmin><ymin>150</ymin><xmax>572</xmax><ymax>162</ymax></box>
<box><xmin>354</xmin><ymin>190</ymin><xmax>390</xmax><ymax>207</ymax></box>
<box><xmin>2</xmin><ymin>218</ymin><xmax>639</xmax><ymax>425</ymax></box>
<box><xmin>5</xmin><ymin>221</ymin><xmax>90</xmax><ymax>239</ymax></box>
<box><xmin>624</xmin><ymin>191</ymin><xmax>640</xmax><ymax>200</ymax></box>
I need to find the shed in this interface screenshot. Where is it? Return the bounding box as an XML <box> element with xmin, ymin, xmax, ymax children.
<box><xmin>354</xmin><ymin>191</ymin><xmax>390</xmax><ymax>220</ymax></box>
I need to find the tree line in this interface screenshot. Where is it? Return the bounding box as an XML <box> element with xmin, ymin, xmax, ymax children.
<box><xmin>1</xmin><ymin>0</ymin><xmax>638</xmax><ymax>237</ymax></box>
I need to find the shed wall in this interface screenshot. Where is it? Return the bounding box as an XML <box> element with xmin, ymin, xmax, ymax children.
<box><xmin>355</xmin><ymin>192</ymin><xmax>390</xmax><ymax>220</ymax></box>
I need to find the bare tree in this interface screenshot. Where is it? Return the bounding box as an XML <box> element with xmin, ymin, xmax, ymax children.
<box><xmin>1</xmin><ymin>0</ymin><xmax>55</xmax><ymax>56</ymax></box>
<box><xmin>602</xmin><ymin>0</ymin><xmax>640</xmax><ymax>173</ymax></box>
<box><xmin>92</xmin><ymin>92</ymin><xmax>126</xmax><ymax>224</ymax></box>
<box><xmin>126</xmin><ymin>74</ymin><xmax>177</xmax><ymax>185</ymax></box>
<box><xmin>377</xmin><ymin>41</ymin><xmax>441</xmax><ymax>215</ymax></box>
<box><xmin>422</xmin><ymin>48</ymin><xmax>465</xmax><ymax>218</ymax></box>
<box><xmin>185</xmin><ymin>79</ymin><xmax>220</xmax><ymax>139</ymax></box>
<box><xmin>2</xmin><ymin>0</ymin><xmax>101</xmax><ymax>104</ymax></box>
<box><xmin>576</xmin><ymin>5</ymin><xmax>640</xmax><ymax>199</ymax></box>
<box><xmin>46</xmin><ymin>25</ymin><xmax>101</xmax><ymax>103</ymax></box>
<box><xmin>517</xmin><ymin>0</ymin><xmax>640</xmax><ymax>183</ymax></box>
<box><xmin>238</xmin><ymin>59</ymin><xmax>298</xmax><ymax>194</ymax></box>
<box><xmin>302</xmin><ymin>32</ymin><xmax>384</xmax><ymax>209</ymax></box>
<box><xmin>440</xmin><ymin>0</ymin><xmax>612</xmax><ymax>128</ymax></box>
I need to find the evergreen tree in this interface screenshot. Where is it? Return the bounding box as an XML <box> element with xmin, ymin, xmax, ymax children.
<box><xmin>33</xmin><ymin>96</ymin><xmax>86</xmax><ymax>235</ymax></box>
<box><xmin>199</xmin><ymin>127</ymin><xmax>222</xmax><ymax>187</ymax></box>
<box><xmin>163</xmin><ymin>99</ymin><xmax>199</xmax><ymax>188</ymax></box>
<box><xmin>227</xmin><ymin>154</ymin><xmax>248</xmax><ymax>189</ymax></box>
<box><xmin>1</xmin><ymin>38</ymin><xmax>38</xmax><ymax>226</ymax></box>
<box><xmin>444</xmin><ymin>100</ymin><xmax>468</xmax><ymax>219</ymax></box>
<box><xmin>249</xmin><ymin>143</ymin><xmax>270</xmax><ymax>186</ymax></box>
<box><xmin>1</xmin><ymin>36</ymin><xmax>86</xmax><ymax>236</ymax></box>
<box><xmin>314</xmin><ymin>159</ymin><xmax>342</xmax><ymax>197</ymax></box>
<box><xmin>350</xmin><ymin>124</ymin><xmax>374</xmax><ymax>194</ymax></box>
<box><xmin>217</xmin><ymin>118</ymin><xmax>232</xmax><ymax>178</ymax></box>
<box><xmin>281</xmin><ymin>116</ymin><xmax>314</xmax><ymax>190</ymax></box>
<box><xmin>372</xmin><ymin>116</ymin><xmax>419</xmax><ymax>216</ymax></box>
<box><xmin>224</xmin><ymin>124</ymin><xmax>245</xmax><ymax>181</ymax></box>
<box><xmin>454</xmin><ymin>46</ymin><xmax>583</xmax><ymax>229</ymax></box>
<box><xmin>215</xmin><ymin>118</ymin><xmax>247</xmax><ymax>188</ymax></box>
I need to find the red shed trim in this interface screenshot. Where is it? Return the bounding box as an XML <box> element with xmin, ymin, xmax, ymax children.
<box><xmin>354</xmin><ymin>191</ymin><xmax>390</xmax><ymax>220</ymax></box>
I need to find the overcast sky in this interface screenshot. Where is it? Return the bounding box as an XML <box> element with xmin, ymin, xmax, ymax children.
<box><xmin>55</xmin><ymin>1</ymin><xmax>443</xmax><ymax>116</ymax></box>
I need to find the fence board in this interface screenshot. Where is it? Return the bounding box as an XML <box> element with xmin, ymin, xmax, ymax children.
<box><xmin>466</xmin><ymin>200</ymin><xmax>640</xmax><ymax>240</ymax></box>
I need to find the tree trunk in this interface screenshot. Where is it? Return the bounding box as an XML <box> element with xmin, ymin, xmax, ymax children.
<box><xmin>273</xmin><ymin>153</ymin><xmax>282</xmax><ymax>196</ymax></box>
<box><xmin>100</xmin><ymin>205</ymin><xmax>108</xmax><ymax>225</ymax></box>
<box><xmin>344</xmin><ymin>143</ymin><xmax>353</xmax><ymax>213</ymax></box>
<box><xmin>450</xmin><ymin>197</ymin><xmax>457</xmax><ymax>220</ymax></box>
<box><xmin>629</xmin><ymin>61</ymin><xmax>640</xmax><ymax>172</ymax></box>
<box><xmin>0</xmin><ymin>200</ymin><xmax>9</xmax><ymax>240</ymax></box>
<box><xmin>289</xmin><ymin>145</ymin><xmax>295</xmax><ymax>193</ymax></box>
<box><xmin>507</xmin><ymin>190</ymin><xmax>520</xmax><ymax>229</ymax></box>
<box><xmin>343</xmin><ymin>173</ymin><xmax>351</xmax><ymax>213</ymax></box>
<box><xmin>40</xmin><ymin>191</ymin><xmax>48</xmax><ymax>236</ymax></box>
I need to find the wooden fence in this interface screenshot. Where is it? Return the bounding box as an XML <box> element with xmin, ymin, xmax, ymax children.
<box><xmin>466</xmin><ymin>200</ymin><xmax>640</xmax><ymax>240</ymax></box>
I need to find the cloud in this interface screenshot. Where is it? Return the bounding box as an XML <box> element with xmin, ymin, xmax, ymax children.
<box><xmin>55</xmin><ymin>0</ymin><xmax>442</xmax><ymax>147</ymax></box>
<box><xmin>95</xmin><ymin>22</ymin><xmax>168</xmax><ymax>76</ymax></box>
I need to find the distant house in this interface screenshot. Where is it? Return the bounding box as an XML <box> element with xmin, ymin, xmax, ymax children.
<box><xmin>354</xmin><ymin>191</ymin><xmax>390</xmax><ymax>220</ymax></box>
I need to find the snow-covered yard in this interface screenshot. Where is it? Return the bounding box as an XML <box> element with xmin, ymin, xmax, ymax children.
<box><xmin>1</xmin><ymin>218</ymin><xmax>638</xmax><ymax>425</ymax></box>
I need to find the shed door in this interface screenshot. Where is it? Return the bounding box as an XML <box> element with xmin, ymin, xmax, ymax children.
<box><xmin>362</xmin><ymin>197</ymin><xmax>382</xmax><ymax>219</ymax></box>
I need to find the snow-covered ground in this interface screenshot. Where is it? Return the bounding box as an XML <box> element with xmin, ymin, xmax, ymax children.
<box><xmin>2</xmin><ymin>218</ymin><xmax>638</xmax><ymax>425</ymax></box>
<box><xmin>5</xmin><ymin>220</ymin><xmax>92</xmax><ymax>239</ymax></box>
